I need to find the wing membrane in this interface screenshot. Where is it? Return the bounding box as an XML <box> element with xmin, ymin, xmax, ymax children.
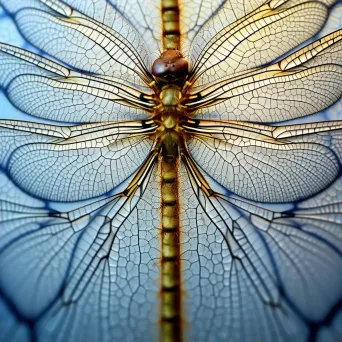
<box><xmin>184</xmin><ymin>0</ymin><xmax>336</xmax><ymax>58</ymax></box>
<box><xmin>180</xmin><ymin>0</ymin><xmax>225</xmax><ymax>53</ymax></box>
<box><xmin>0</xmin><ymin>1</ymin><xmax>341</xmax><ymax>342</ymax></box>
<box><xmin>188</xmin><ymin>29</ymin><xmax>342</xmax><ymax>122</ymax></box>
<box><xmin>184</xmin><ymin>119</ymin><xmax>342</xmax><ymax>203</ymax></box>
<box><xmin>1</xmin><ymin>0</ymin><xmax>163</xmax><ymax>58</ymax></box>
<box><xmin>0</xmin><ymin>0</ymin><xmax>152</xmax><ymax>84</ymax></box>
<box><xmin>0</xmin><ymin>153</ymin><xmax>161</xmax><ymax>342</ymax></box>
<box><xmin>0</xmin><ymin>120</ymin><xmax>156</xmax><ymax>201</ymax></box>
<box><xmin>0</xmin><ymin>44</ymin><xmax>154</xmax><ymax>122</ymax></box>
<box><xmin>179</xmin><ymin>157</ymin><xmax>342</xmax><ymax>341</ymax></box>
<box><xmin>189</xmin><ymin>0</ymin><xmax>334</xmax><ymax>86</ymax></box>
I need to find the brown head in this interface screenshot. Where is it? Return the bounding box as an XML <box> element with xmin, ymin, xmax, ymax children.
<box><xmin>152</xmin><ymin>50</ymin><xmax>188</xmax><ymax>84</ymax></box>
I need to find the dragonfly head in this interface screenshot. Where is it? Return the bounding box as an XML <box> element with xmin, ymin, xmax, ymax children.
<box><xmin>152</xmin><ymin>50</ymin><xmax>188</xmax><ymax>84</ymax></box>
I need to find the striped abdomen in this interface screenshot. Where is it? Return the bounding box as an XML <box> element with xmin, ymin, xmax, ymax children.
<box><xmin>160</xmin><ymin>156</ymin><xmax>183</xmax><ymax>342</ymax></box>
<box><xmin>161</xmin><ymin>0</ymin><xmax>181</xmax><ymax>50</ymax></box>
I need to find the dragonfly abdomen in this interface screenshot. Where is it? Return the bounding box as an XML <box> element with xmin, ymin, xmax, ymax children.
<box><xmin>160</xmin><ymin>157</ymin><xmax>183</xmax><ymax>342</ymax></box>
<box><xmin>161</xmin><ymin>0</ymin><xmax>181</xmax><ymax>50</ymax></box>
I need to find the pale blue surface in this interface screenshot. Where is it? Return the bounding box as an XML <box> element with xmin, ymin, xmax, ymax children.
<box><xmin>0</xmin><ymin>2</ymin><xmax>342</xmax><ymax>342</ymax></box>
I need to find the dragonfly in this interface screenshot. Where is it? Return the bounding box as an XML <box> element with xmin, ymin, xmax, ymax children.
<box><xmin>0</xmin><ymin>0</ymin><xmax>341</xmax><ymax>341</ymax></box>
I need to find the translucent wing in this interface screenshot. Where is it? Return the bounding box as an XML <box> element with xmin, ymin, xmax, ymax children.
<box><xmin>179</xmin><ymin>0</ymin><xmax>224</xmax><ymax>52</ymax></box>
<box><xmin>0</xmin><ymin>0</ymin><xmax>152</xmax><ymax>85</ymax></box>
<box><xmin>179</xmin><ymin>158</ymin><xmax>342</xmax><ymax>342</ymax></box>
<box><xmin>108</xmin><ymin>0</ymin><xmax>162</xmax><ymax>57</ymax></box>
<box><xmin>187</xmin><ymin>29</ymin><xmax>342</xmax><ymax>122</ymax></box>
<box><xmin>182</xmin><ymin>0</ymin><xmax>265</xmax><ymax>55</ymax></box>
<box><xmin>60</xmin><ymin>0</ymin><xmax>161</xmax><ymax>58</ymax></box>
<box><xmin>0</xmin><ymin>0</ymin><xmax>161</xmax><ymax>58</ymax></box>
<box><xmin>0</xmin><ymin>2</ymin><xmax>341</xmax><ymax>342</ymax></box>
<box><xmin>0</xmin><ymin>44</ymin><xmax>154</xmax><ymax>122</ymax></box>
<box><xmin>184</xmin><ymin>120</ymin><xmax>342</xmax><ymax>203</ymax></box>
<box><xmin>188</xmin><ymin>0</ymin><xmax>336</xmax><ymax>86</ymax></box>
<box><xmin>0</xmin><ymin>153</ymin><xmax>161</xmax><ymax>342</ymax></box>
<box><xmin>0</xmin><ymin>120</ymin><xmax>156</xmax><ymax>201</ymax></box>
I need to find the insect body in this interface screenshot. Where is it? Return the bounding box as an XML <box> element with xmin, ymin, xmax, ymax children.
<box><xmin>153</xmin><ymin>51</ymin><xmax>188</xmax><ymax>160</ymax></box>
<box><xmin>152</xmin><ymin>48</ymin><xmax>188</xmax><ymax>342</ymax></box>
<box><xmin>0</xmin><ymin>1</ymin><xmax>341</xmax><ymax>342</ymax></box>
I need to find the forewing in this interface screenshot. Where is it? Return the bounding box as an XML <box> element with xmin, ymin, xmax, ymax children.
<box><xmin>108</xmin><ymin>0</ymin><xmax>162</xmax><ymax>58</ymax></box>
<box><xmin>184</xmin><ymin>120</ymin><xmax>342</xmax><ymax>203</ymax></box>
<box><xmin>179</xmin><ymin>159</ymin><xmax>342</xmax><ymax>342</ymax></box>
<box><xmin>0</xmin><ymin>120</ymin><xmax>156</xmax><ymax>201</ymax></box>
<box><xmin>0</xmin><ymin>159</ymin><xmax>161</xmax><ymax>342</ymax></box>
<box><xmin>188</xmin><ymin>29</ymin><xmax>342</xmax><ymax>122</ymax></box>
<box><xmin>179</xmin><ymin>0</ymin><xmax>225</xmax><ymax>52</ymax></box>
<box><xmin>188</xmin><ymin>0</ymin><xmax>336</xmax><ymax>86</ymax></box>
<box><xmin>182</xmin><ymin>0</ymin><xmax>265</xmax><ymax>56</ymax></box>
<box><xmin>0</xmin><ymin>0</ymin><xmax>152</xmax><ymax>85</ymax></box>
<box><xmin>60</xmin><ymin>0</ymin><xmax>161</xmax><ymax>58</ymax></box>
<box><xmin>0</xmin><ymin>44</ymin><xmax>154</xmax><ymax>122</ymax></box>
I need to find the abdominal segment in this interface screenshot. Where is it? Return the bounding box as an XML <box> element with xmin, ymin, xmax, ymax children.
<box><xmin>160</xmin><ymin>155</ymin><xmax>183</xmax><ymax>342</ymax></box>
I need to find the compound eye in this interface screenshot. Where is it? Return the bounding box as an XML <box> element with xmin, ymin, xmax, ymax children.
<box><xmin>152</xmin><ymin>50</ymin><xmax>189</xmax><ymax>83</ymax></box>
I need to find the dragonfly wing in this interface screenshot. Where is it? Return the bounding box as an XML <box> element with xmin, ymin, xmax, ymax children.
<box><xmin>183</xmin><ymin>0</ymin><xmax>265</xmax><ymax>56</ymax></box>
<box><xmin>108</xmin><ymin>0</ymin><xmax>162</xmax><ymax>58</ymax></box>
<box><xmin>0</xmin><ymin>159</ymin><xmax>160</xmax><ymax>342</ymax></box>
<box><xmin>179</xmin><ymin>159</ymin><xmax>342</xmax><ymax>342</ymax></box>
<box><xmin>61</xmin><ymin>0</ymin><xmax>161</xmax><ymax>57</ymax></box>
<box><xmin>179</xmin><ymin>0</ymin><xmax>225</xmax><ymax>53</ymax></box>
<box><xmin>0</xmin><ymin>44</ymin><xmax>154</xmax><ymax>122</ymax></box>
<box><xmin>189</xmin><ymin>29</ymin><xmax>342</xmax><ymax>122</ymax></box>
<box><xmin>0</xmin><ymin>120</ymin><xmax>155</xmax><ymax>201</ymax></box>
<box><xmin>185</xmin><ymin>120</ymin><xmax>342</xmax><ymax>203</ymax></box>
<box><xmin>0</xmin><ymin>0</ymin><xmax>152</xmax><ymax>85</ymax></box>
<box><xmin>183</xmin><ymin>0</ymin><xmax>338</xmax><ymax>58</ymax></box>
<box><xmin>189</xmin><ymin>0</ymin><xmax>335</xmax><ymax>85</ymax></box>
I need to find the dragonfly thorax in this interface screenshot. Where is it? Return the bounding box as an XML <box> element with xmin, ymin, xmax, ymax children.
<box><xmin>160</xmin><ymin>85</ymin><xmax>182</xmax><ymax>107</ymax></box>
<box><xmin>151</xmin><ymin>51</ymin><xmax>188</xmax><ymax>160</ymax></box>
<box><xmin>154</xmin><ymin>84</ymin><xmax>186</xmax><ymax>159</ymax></box>
<box><xmin>156</xmin><ymin>84</ymin><xmax>184</xmax><ymax>127</ymax></box>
